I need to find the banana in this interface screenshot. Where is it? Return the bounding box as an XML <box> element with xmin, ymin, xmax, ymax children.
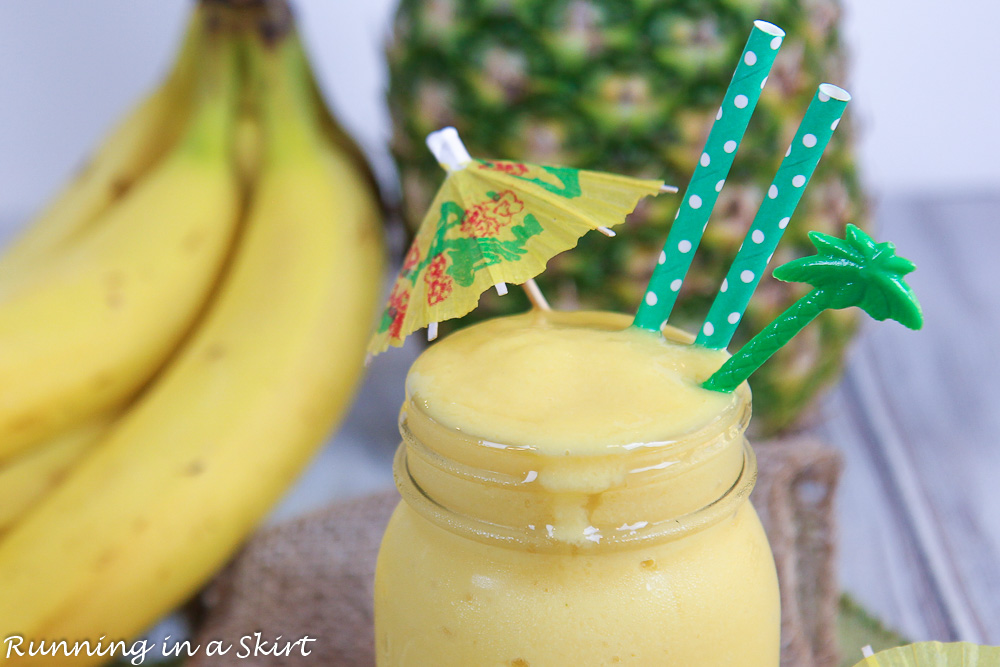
<box><xmin>305</xmin><ymin>68</ymin><xmax>383</xmax><ymax>200</ymax></box>
<box><xmin>0</xmin><ymin>11</ymin><xmax>205</xmax><ymax>277</ymax></box>
<box><xmin>0</xmin><ymin>27</ymin><xmax>243</xmax><ymax>462</ymax></box>
<box><xmin>0</xmin><ymin>414</ymin><xmax>114</xmax><ymax>534</ymax></box>
<box><xmin>0</xmin><ymin>22</ymin><xmax>383</xmax><ymax>659</ymax></box>
<box><xmin>233</xmin><ymin>112</ymin><xmax>263</xmax><ymax>186</ymax></box>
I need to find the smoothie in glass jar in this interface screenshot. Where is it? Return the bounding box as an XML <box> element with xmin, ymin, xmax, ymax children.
<box><xmin>374</xmin><ymin>309</ymin><xmax>780</xmax><ymax>666</ymax></box>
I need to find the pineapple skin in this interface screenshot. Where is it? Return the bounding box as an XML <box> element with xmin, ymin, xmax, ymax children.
<box><xmin>387</xmin><ymin>0</ymin><xmax>866</xmax><ymax>437</ymax></box>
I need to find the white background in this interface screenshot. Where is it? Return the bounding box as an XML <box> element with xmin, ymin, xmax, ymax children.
<box><xmin>0</xmin><ymin>0</ymin><xmax>998</xmax><ymax>226</ymax></box>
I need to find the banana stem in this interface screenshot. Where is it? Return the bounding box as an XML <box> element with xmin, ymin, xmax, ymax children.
<box><xmin>201</xmin><ymin>0</ymin><xmax>293</xmax><ymax>36</ymax></box>
<box><xmin>175</xmin><ymin>22</ymin><xmax>241</xmax><ymax>158</ymax></box>
<box><xmin>161</xmin><ymin>6</ymin><xmax>208</xmax><ymax>96</ymax></box>
<box><xmin>241</xmin><ymin>21</ymin><xmax>325</xmax><ymax>164</ymax></box>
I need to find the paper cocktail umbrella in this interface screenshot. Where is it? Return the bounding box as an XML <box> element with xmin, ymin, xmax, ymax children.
<box><xmin>852</xmin><ymin>641</ymin><xmax>1000</xmax><ymax>666</ymax></box>
<box><xmin>703</xmin><ymin>224</ymin><xmax>922</xmax><ymax>393</ymax></box>
<box><xmin>367</xmin><ymin>128</ymin><xmax>668</xmax><ymax>356</ymax></box>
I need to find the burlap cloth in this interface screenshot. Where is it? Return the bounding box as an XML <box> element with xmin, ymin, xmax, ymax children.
<box><xmin>189</xmin><ymin>436</ymin><xmax>841</xmax><ymax>667</ymax></box>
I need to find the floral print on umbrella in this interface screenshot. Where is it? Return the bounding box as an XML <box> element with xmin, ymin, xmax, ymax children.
<box><xmin>424</xmin><ymin>254</ymin><xmax>454</xmax><ymax>306</ymax></box>
<box><xmin>461</xmin><ymin>190</ymin><xmax>524</xmax><ymax>238</ymax></box>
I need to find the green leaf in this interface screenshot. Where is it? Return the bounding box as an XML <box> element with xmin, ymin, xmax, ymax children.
<box><xmin>772</xmin><ymin>256</ymin><xmax>857</xmax><ymax>285</ymax></box>
<box><xmin>771</xmin><ymin>224</ymin><xmax>922</xmax><ymax>330</ymax></box>
<box><xmin>880</xmin><ymin>251</ymin><xmax>916</xmax><ymax>275</ymax></box>
<box><xmin>837</xmin><ymin>594</ymin><xmax>910</xmax><ymax>666</ymax></box>
<box><xmin>845</xmin><ymin>223</ymin><xmax>876</xmax><ymax>255</ymax></box>
<box><xmin>808</xmin><ymin>230</ymin><xmax>862</xmax><ymax>262</ymax></box>
<box><xmin>858</xmin><ymin>273</ymin><xmax>923</xmax><ymax>329</ymax></box>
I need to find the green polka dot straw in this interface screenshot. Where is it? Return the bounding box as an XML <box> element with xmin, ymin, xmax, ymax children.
<box><xmin>633</xmin><ymin>20</ymin><xmax>785</xmax><ymax>332</ymax></box>
<box><xmin>696</xmin><ymin>83</ymin><xmax>851</xmax><ymax>349</ymax></box>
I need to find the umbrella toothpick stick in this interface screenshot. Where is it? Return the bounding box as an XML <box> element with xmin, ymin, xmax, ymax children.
<box><xmin>429</xmin><ymin>277</ymin><xmax>547</xmax><ymax>343</ymax></box>
<box><xmin>523</xmin><ymin>278</ymin><xmax>551</xmax><ymax>311</ymax></box>
<box><xmin>426</xmin><ymin>127</ymin><xmax>473</xmax><ymax>171</ymax></box>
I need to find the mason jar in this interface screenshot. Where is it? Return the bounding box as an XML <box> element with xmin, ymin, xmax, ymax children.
<box><xmin>374</xmin><ymin>313</ymin><xmax>780</xmax><ymax>666</ymax></box>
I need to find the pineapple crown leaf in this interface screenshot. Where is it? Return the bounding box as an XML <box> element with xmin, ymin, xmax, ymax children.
<box><xmin>772</xmin><ymin>224</ymin><xmax>923</xmax><ymax>330</ymax></box>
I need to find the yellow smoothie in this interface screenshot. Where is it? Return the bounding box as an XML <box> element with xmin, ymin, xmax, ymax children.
<box><xmin>375</xmin><ymin>310</ymin><xmax>780</xmax><ymax>666</ymax></box>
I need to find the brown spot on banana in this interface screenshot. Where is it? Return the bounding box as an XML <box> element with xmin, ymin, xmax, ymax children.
<box><xmin>110</xmin><ymin>178</ymin><xmax>133</xmax><ymax>201</ymax></box>
<box><xmin>94</xmin><ymin>548</ymin><xmax>117</xmax><ymax>571</ymax></box>
<box><xmin>92</xmin><ymin>371</ymin><xmax>115</xmax><ymax>390</ymax></box>
<box><xmin>182</xmin><ymin>230</ymin><xmax>205</xmax><ymax>252</ymax></box>
<box><xmin>48</xmin><ymin>468</ymin><xmax>70</xmax><ymax>487</ymax></box>
<box><xmin>203</xmin><ymin>343</ymin><xmax>226</xmax><ymax>361</ymax></box>
<box><xmin>105</xmin><ymin>271</ymin><xmax>125</xmax><ymax>309</ymax></box>
<box><xmin>4</xmin><ymin>412</ymin><xmax>42</xmax><ymax>435</ymax></box>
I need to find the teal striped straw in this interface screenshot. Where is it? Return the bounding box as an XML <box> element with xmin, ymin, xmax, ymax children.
<box><xmin>696</xmin><ymin>83</ymin><xmax>851</xmax><ymax>349</ymax></box>
<box><xmin>633</xmin><ymin>20</ymin><xmax>785</xmax><ymax>332</ymax></box>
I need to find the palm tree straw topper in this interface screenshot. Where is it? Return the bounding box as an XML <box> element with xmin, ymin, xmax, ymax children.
<box><xmin>702</xmin><ymin>224</ymin><xmax>922</xmax><ymax>393</ymax></box>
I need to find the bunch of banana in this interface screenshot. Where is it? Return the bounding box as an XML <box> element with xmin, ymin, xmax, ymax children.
<box><xmin>0</xmin><ymin>0</ymin><xmax>384</xmax><ymax>660</ymax></box>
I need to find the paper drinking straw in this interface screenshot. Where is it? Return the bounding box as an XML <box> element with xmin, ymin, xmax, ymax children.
<box><xmin>632</xmin><ymin>20</ymin><xmax>785</xmax><ymax>332</ymax></box>
<box><xmin>695</xmin><ymin>83</ymin><xmax>851</xmax><ymax>349</ymax></box>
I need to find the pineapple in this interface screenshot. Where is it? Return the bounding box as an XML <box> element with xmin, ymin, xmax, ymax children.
<box><xmin>387</xmin><ymin>0</ymin><xmax>866</xmax><ymax>436</ymax></box>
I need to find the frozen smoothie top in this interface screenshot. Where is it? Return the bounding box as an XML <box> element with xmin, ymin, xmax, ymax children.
<box><xmin>406</xmin><ymin>310</ymin><xmax>740</xmax><ymax>455</ymax></box>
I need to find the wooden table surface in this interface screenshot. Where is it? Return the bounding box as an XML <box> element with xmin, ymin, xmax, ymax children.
<box><xmin>2</xmin><ymin>191</ymin><xmax>997</xmax><ymax>648</ymax></box>
<box><xmin>818</xmin><ymin>192</ymin><xmax>1000</xmax><ymax>645</ymax></box>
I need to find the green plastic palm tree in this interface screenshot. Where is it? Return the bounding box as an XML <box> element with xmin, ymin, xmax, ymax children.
<box><xmin>703</xmin><ymin>224</ymin><xmax>922</xmax><ymax>393</ymax></box>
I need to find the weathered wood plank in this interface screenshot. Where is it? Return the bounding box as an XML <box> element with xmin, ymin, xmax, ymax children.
<box><xmin>822</xmin><ymin>193</ymin><xmax>1000</xmax><ymax>644</ymax></box>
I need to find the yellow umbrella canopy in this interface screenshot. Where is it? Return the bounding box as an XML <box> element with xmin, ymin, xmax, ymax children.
<box><xmin>368</xmin><ymin>128</ymin><xmax>666</xmax><ymax>356</ymax></box>
<box><xmin>853</xmin><ymin>642</ymin><xmax>1000</xmax><ymax>666</ymax></box>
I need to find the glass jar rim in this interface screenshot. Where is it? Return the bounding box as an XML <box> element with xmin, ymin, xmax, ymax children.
<box><xmin>394</xmin><ymin>437</ymin><xmax>757</xmax><ymax>553</ymax></box>
<box><xmin>396</xmin><ymin>375</ymin><xmax>752</xmax><ymax>553</ymax></box>
<box><xmin>401</xmin><ymin>379</ymin><xmax>750</xmax><ymax>461</ymax></box>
